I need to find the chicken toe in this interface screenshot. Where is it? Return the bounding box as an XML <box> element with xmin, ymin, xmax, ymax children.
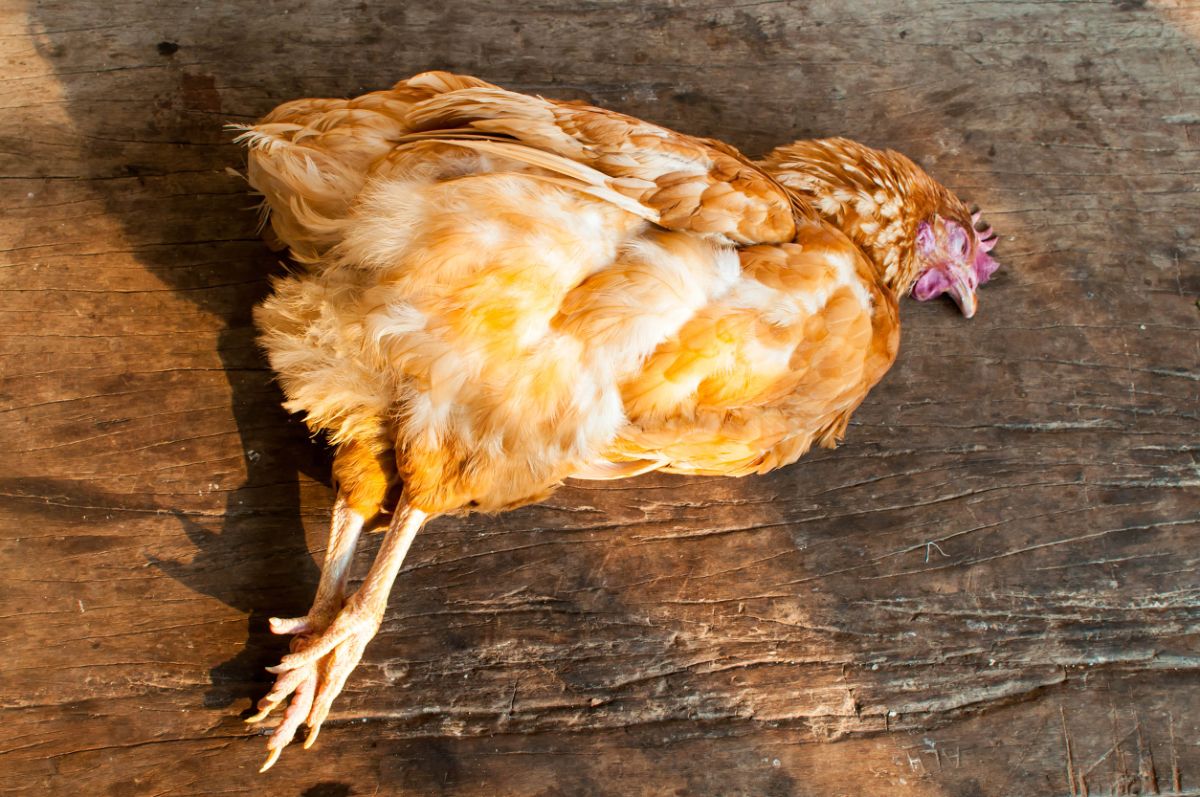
<box><xmin>258</xmin><ymin>645</ymin><xmax>317</xmax><ymax>772</ymax></box>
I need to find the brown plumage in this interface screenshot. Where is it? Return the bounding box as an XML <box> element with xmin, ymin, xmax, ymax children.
<box><xmin>233</xmin><ymin>71</ymin><xmax>999</xmax><ymax>770</ymax></box>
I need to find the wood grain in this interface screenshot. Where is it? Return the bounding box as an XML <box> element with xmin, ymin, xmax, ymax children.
<box><xmin>1</xmin><ymin>0</ymin><xmax>1197</xmax><ymax>794</ymax></box>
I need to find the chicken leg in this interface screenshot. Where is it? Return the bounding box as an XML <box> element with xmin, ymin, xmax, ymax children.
<box><xmin>244</xmin><ymin>495</ymin><xmax>363</xmax><ymax>761</ymax></box>
<box><xmin>250</xmin><ymin>500</ymin><xmax>429</xmax><ymax>771</ymax></box>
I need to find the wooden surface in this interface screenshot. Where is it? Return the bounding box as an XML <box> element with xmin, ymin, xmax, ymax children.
<box><xmin>2</xmin><ymin>1</ymin><xmax>1198</xmax><ymax>795</ymax></box>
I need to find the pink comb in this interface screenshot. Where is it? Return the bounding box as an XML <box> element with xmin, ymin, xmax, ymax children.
<box><xmin>971</xmin><ymin>210</ymin><xmax>1000</xmax><ymax>283</ymax></box>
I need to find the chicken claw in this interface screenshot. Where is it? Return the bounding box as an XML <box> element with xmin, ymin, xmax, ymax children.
<box><xmin>251</xmin><ymin>600</ymin><xmax>380</xmax><ymax>771</ymax></box>
<box><xmin>247</xmin><ymin>626</ymin><xmax>323</xmax><ymax>772</ymax></box>
<box><xmin>250</xmin><ymin>504</ymin><xmax>428</xmax><ymax>771</ymax></box>
<box><xmin>243</xmin><ymin>617</ymin><xmax>340</xmax><ymax>726</ymax></box>
<box><xmin>298</xmin><ymin>622</ymin><xmax>375</xmax><ymax>749</ymax></box>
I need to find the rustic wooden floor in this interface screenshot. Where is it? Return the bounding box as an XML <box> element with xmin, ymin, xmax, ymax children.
<box><xmin>2</xmin><ymin>1</ymin><xmax>1198</xmax><ymax>795</ymax></box>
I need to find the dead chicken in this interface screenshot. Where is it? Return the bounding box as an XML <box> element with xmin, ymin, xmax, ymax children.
<box><xmin>232</xmin><ymin>71</ymin><xmax>1000</xmax><ymax>770</ymax></box>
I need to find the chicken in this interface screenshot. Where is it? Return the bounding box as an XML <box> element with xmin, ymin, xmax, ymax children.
<box><xmin>232</xmin><ymin>71</ymin><xmax>1000</xmax><ymax>770</ymax></box>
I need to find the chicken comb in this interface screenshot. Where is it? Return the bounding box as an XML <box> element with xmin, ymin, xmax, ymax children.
<box><xmin>971</xmin><ymin>210</ymin><xmax>1001</xmax><ymax>283</ymax></box>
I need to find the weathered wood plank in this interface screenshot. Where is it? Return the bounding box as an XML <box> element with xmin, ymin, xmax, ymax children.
<box><xmin>1</xmin><ymin>0</ymin><xmax>1197</xmax><ymax>794</ymax></box>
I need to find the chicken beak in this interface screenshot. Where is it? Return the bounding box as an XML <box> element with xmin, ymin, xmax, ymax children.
<box><xmin>947</xmin><ymin>266</ymin><xmax>978</xmax><ymax>319</ymax></box>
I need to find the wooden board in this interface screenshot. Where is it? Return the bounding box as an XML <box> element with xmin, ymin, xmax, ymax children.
<box><xmin>2</xmin><ymin>0</ymin><xmax>1198</xmax><ymax>794</ymax></box>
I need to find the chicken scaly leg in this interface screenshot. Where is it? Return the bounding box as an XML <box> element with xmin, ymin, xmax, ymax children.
<box><xmin>252</xmin><ymin>501</ymin><xmax>428</xmax><ymax>771</ymax></box>
<box><xmin>270</xmin><ymin>496</ymin><xmax>366</xmax><ymax>637</ymax></box>
<box><xmin>244</xmin><ymin>494</ymin><xmax>363</xmax><ymax>762</ymax></box>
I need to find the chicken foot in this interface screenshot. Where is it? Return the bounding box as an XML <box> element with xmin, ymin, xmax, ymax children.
<box><xmin>250</xmin><ymin>501</ymin><xmax>429</xmax><ymax>771</ymax></box>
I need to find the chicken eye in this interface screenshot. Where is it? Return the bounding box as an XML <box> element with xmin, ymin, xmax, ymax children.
<box><xmin>947</xmin><ymin>224</ymin><xmax>969</xmax><ymax>257</ymax></box>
